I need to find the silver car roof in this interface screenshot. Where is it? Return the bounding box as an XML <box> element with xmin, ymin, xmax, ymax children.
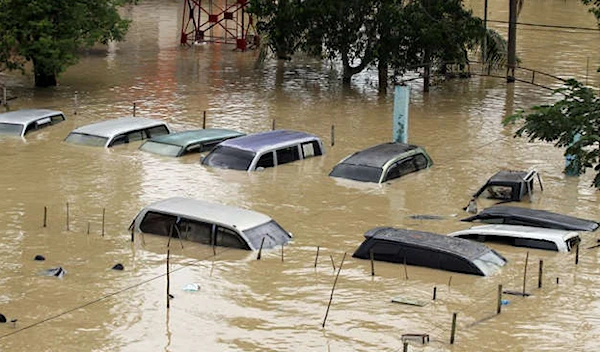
<box><xmin>0</xmin><ymin>109</ymin><xmax>65</xmax><ymax>125</ymax></box>
<box><xmin>136</xmin><ymin>197</ymin><xmax>272</xmax><ymax>232</ymax></box>
<box><xmin>69</xmin><ymin>117</ymin><xmax>169</xmax><ymax>138</ymax></box>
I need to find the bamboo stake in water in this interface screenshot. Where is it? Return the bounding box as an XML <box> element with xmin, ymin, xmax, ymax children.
<box><xmin>450</xmin><ymin>312</ymin><xmax>458</xmax><ymax>344</ymax></box>
<box><xmin>272</xmin><ymin>119</ymin><xmax>276</xmax><ymax>130</ymax></box>
<box><xmin>403</xmin><ymin>256</ymin><xmax>409</xmax><ymax>280</ymax></box>
<box><xmin>496</xmin><ymin>284</ymin><xmax>503</xmax><ymax>314</ymax></box>
<box><xmin>101</xmin><ymin>208</ymin><xmax>105</xmax><ymax>237</ymax></box>
<box><xmin>314</xmin><ymin>246</ymin><xmax>320</xmax><ymax>268</ymax></box>
<box><xmin>43</xmin><ymin>206</ymin><xmax>47</xmax><ymax>228</ymax></box>
<box><xmin>331</xmin><ymin>125</ymin><xmax>335</xmax><ymax>147</ymax></box>
<box><xmin>433</xmin><ymin>287</ymin><xmax>437</xmax><ymax>300</ymax></box>
<box><xmin>66</xmin><ymin>202</ymin><xmax>70</xmax><ymax>231</ymax></box>
<box><xmin>322</xmin><ymin>252</ymin><xmax>347</xmax><ymax>328</ymax></box>
<box><xmin>203</xmin><ymin>111</ymin><xmax>206</xmax><ymax>129</ymax></box>
<box><xmin>130</xmin><ymin>226</ymin><xmax>134</xmax><ymax>242</ymax></box>
<box><xmin>281</xmin><ymin>244</ymin><xmax>284</xmax><ymax>262</ymax></box>
<box><xmin>133</xmin><ymin>102</ymin><xmax>136</xmax><ymax>117</ymax></box>
<box><xmin>538</xmin><ymin>260</ymin><xmax>543</xmax><ymax>288</ymax></box>
<box><xmin>166</xmin><ymin>248</ymin><xmax>171</xmax><ymax>309</ymax></box>
<box><xmin>370</xmin><ymin>249</ymin><xmax>375</xmax><ymax>276</ymax></box>
<box><xmin>87</xmin><ymin>222</ymin><xmax>90</xmax><ymax>235</ymax></box>
<box><xmin>329</xmin><ymin>254</ymin><xmax>336</xmax><ymax>271</ymax></box>
<box><xmin>522</xmin><ymin>251</ymin><xmax>529</xmax><ymax>296</ymax></box>
<box><xmin>448</xmin><ymin>276</ymin><xmax>452</xmax><ymax>287</ymax></box>
<box><xmin>575</xmin><ymin>243</ymin><xmax>580</xmax><ymax>265</ymax></box>
<box><xmin>257</xmin><ymin>237</ymin><xmax>265</xmax><ymax>260</ymax></box>
<box><xmin>74</xmin><ymin>91</ymin><xmax>78</xmax><ymax>115</ymax></box>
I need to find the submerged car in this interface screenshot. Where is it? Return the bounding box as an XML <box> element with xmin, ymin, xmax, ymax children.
<box><xmin>448</xmin><ymin>224</ymin><xmax>581</xmax><ymax>252</ymax></box>
<box><xmin>473</xmin><ymin>169</ymin><xmax>542</xmax><ymax>202</ymax></box>
<box><xmin>329</xmin><ymin>142</ymin><xmax>433</xmax><ymax>183</ymax></box>
<box><xmin>352</xmin><ymin>227</ymin><xmax>506</xmax><ymax>276</ymax></box>
<box><xmin>0</xmin><ymin>109</ymin><xmax>66</xmax><ymax>137</ymax></box>
<box><xmin>461</xmin><ymin>205</ymin><xmax>599</xmax><ymax>232</ymax></box>
<box><xmin>65</xmin><ymin>117</ymin><xmax>171</xmax><ymax>148</ymax></box>
<box><xmin>139</xmin><ymin>128</ymin><xmax>245</xmax><ymax>157</ymax></box>
<box><xmin>201</xmin><ymin>129</ymin><xmax>324</xmax><ymax>171</ymax></box>
<box><xmin>130</xmin><ymin>197</ymin><xmax>292</xmax><ymax>250</ymax></box>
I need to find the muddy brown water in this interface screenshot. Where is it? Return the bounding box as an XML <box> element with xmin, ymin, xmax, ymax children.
<box><xmin>0</xmin><ymin>0</ymin><xmax>599</xmax><ymax>351</ymax></box>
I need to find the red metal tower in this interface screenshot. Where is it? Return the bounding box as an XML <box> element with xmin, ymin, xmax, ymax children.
<box><xmin>180</xmin><ymin>0</ymin><xmax>257</xmax><ymax>51</ymax></box>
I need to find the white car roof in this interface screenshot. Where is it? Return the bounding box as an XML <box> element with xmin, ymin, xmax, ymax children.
<box><xmin>0</xmin><ymin>109</ymin><xmax>64</xmax><ymax>125</ymax></box>
<box><xmin>135</xmin><ymin>197</ymin><xmax>272</xmax><ymax>232</ymax></box>
<box><xmin>69</xmin><ymin>117</ymin><xmax>169</xmax><ymax>138</ymax></box>
<box><xmin>449</xmin><ymin>224</ymin><xmax>579</xmax><ymax>243</ymax></box>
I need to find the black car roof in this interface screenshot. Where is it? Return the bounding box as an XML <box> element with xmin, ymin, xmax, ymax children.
<box><xmin>359</xmin><ymin>227</ymin><xmax>490</xmax><ymax>260</ymax></box>
<box><xmin>340</xmin><ymin>142</ymin><xmax>419</xmax><ymax>168</ymax></box>
<box><xmin>461</xmin><ymin>205</ymin><xmax>599</xmax><ymax>232</ymax></box>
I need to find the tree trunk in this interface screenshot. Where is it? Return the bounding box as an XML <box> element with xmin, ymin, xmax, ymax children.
<box><xmin>378</xmin><ymin>60</ymin><xmax>388</xmax><ymax>94</ymax></box>
<box><xmin>423</xmin><ymin>50</ymin><xmax>431</xmax><ymax>93</ymax></box>
<box><xmin>33</xmin><ymin>62</ymin><xmax>57</xmax><ymax>87</ymax></box>
<box><xmin>342</xmin><ymin>52</ymin><xmax>352</xmax><ymax>85</ymax></box>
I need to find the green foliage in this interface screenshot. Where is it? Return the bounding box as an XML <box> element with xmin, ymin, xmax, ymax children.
<box><xmin>582</xmin><ymin>0</ymin><xmax>600</xmax><ymax>21</ymax></box>
<box><xmin>0</xmin><ymin>0</ymin><xmax>132</xmax><ymax>86</ymax></box>
<box><xmin>505</xmin><ymin>79</ymin><xmax>600</xmax><ymax>188</ymax></box>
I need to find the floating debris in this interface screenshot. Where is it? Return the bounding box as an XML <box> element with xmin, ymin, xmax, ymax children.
<box><xmin>40</xmin><ymin>267</ymin><xmax>66</xmax><ymax>278</ymax></box>
<box><xmin>408</xmin><ymin>214</ymin><xmax>445</xmax><ymax>220</ymax></box>
<box><xmin>391</xmin><ymin>297</ymin><xmax>428</xmax><ymax>307</ymax></box>
<box><xmin>34</xmin><ymin>255</ymin><xmax>46</xmax><ymax>261</ymax></box>
<box><xmin>111</xmin><ymin>263</ymin><xmax>124</xmax><ymax>271</ymax></box>
<box><xmin>183</xmin><ymin>283</ymin><xmax>200</xmax><ymax>292</ymax></box>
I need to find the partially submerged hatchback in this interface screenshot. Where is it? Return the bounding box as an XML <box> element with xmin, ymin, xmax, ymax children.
<box><xmin>461</xmin><ymin>205</ymin><xmax>599</xmax><ymax>232</ymax></box>
<box><xmin>448</xmin><ymin>224</ymin><xmax>581</xmax><ymax>252</ymax></box>
<box><xmin>0</xmin><ymin>109</ymin><xmax>66</xmax><ymax>137</ymax></box>
<box><xmin>65</xmin><ymin>117</ymin><xmax>171</xmax><ymax>148</ymax></box>
<box><xmin>139</xmin><ymin>128</ymin><xmax>245</xmax><ymax>157</ymax></box>
<box><xmin>352</xmin><ymin>227</ymin><xmax>506</xmax><ymax>276</ymax></box>
<box><xmin>201</xmin><ymin>129</ymin><xmax>324</xmax><ymax>171</ymax></box>
<box><xmin>130</xmin><ymin>197</ymin><xmax>292</xmax><ymax>250</ymax></box>
<box><xmin>329</xmin><ymin>142</ymin><xmax>433</xmax><ymax>183</ymax></box>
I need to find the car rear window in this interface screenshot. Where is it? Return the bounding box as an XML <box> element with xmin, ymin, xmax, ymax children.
<box><xmin>329</xmin><ymin>163</ymin><xmax>383</xmax><ymax>183</ymax></box>
<box><xmin>64</xmin><ymin>132</ymin><xmax>109</xmax><ymax>147</ymax></box>
<box><xmin>0</xmin><ymin>123</ymin><xmax>23</xmax><ymax>136</ymax></box>
<box><xmin>140</xmin><ymin>141</ymin><xmax>183</xmax><ymax>157</ymax></box>
<box><xmin>243</xmin><ymin>220</ymin><xmax>290</xmax><ymax>249</ymax></box>
<box><xmin>202</xmin><ymin>145</ymin><xmax>255</xmax><ymax>170</ymax></box>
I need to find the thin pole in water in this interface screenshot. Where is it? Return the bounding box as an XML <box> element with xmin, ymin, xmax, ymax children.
<box><xmin>166</xmin><ymin>248</ymin><xmax>170</xmax><ymax>309</ymax></box>
<box><xmin>257</xmin><ymin>237</ymin><xmax>265</xmax><ymax>260</ymax></box>
<box><xmin>448</xmin><ymin>276</ymin><xmax>452</xmax><ymax>287</ymax></box>
<box><xmin>403</xmin><ymin>256</ymin><xmax>409</xmax><ymax>280</ymax></box>
<box><xmin>101</xmin><ymin>208</ymin><xmax>105</xmax><ymax>237</ymax></box>
<box><xmin>522</xmin><ymin>251</ymin><xmax>529</xmax><ymax>296</ymax></box>
<box><xmin>133</xmin><ymin>102</ymin><xmax>136</xmax><ymax>117</ymax></box>
<box><xmin>281</xmin><ymin>244</ymin><xmax>284</xmax><ymax>262</ymax></box>
<box><xmin>87</xmin><ymin>221</ymin><xmax>90</xmax><ymax>235</ymax></box>
<box><xmin>331</xmin><ymin>125</ymin><xmax>335</xmax><ymax>147</ymax></box>
<box><xmin>272</xmin><ymin>119</ymin><xmax>276</xmax><ymax>131</ymax></box>
<box><xmin>575</xmin><ymin>243</ymin><xmax>580</xmax><ymax>265</ymax></box>
<box><xmin>43</xmin><ymin>206</ymin><xmax>47</xmax><ymax>228</ymax></box>
<box><xmin>370</xmin><ymin>249</ymin><xmax>375</xmax><ymax>276</ymax></box>
<box><xmin>130</xmin><ymin>226</ymin><xmax>134</xmax><ymax>242</ymax></box>
<box><xmin>538</xmin><ymin>260</ymin><xmax>543</xmax><ymax>288</ymax></box>
<box><xmin>496</xmin><ymin>284</ymin><xmax>503</xmax><ymax>314</ymax></box>
<box><xmin>203</xmin><ymin>111</ymin><xmax>206</xmax><ymax>129</ymax></box>
<box><xmin>322</xmin><ymin>252</ymin><xmax>346</xmax><ymax>328</ymax></box>
<box><xmin>433</xmin><ymin>286</ymin><xmax>437</xmax><ymax>300</ymax></box>
<box><xmin>314</xmin><ymin>246</ymin><xmax>320</xmax><ymax>268</ymax></box>
<box><xmin>450</xmin><ymin>312</ymin><xmax>458</xmax><ymax>344</ymax></box>
<box><xmin>74</xmin><ymin>91</ymin><xmax>78</xmax><ymax>115</ymax></box>
<box><xmin>329</xmin><ymin>254</ymin><xmax>336</xmax><ymax>271</ymax></box>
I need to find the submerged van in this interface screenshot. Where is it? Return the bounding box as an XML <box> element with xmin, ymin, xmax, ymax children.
<box><xmin>201</xmin><ymin>129</ymin><xmax>324</xmax><ymax>171</ymax></box>
<box><xmin>352</xmin><ymin>227</ymin><xmax>507</xmax><ymax>276</ymax></box>
<box><xmin>130</xmin><ymin>197</ymin><xmax>292</xmax><ymax>250</ymax></box>
<box><xmin>0</xmin><ymin>109</ymin><xmax>66</xmax><ymax>137</ymax></box>
<box><xmin>448</xmin><ymin>224</ymin><xmax>581</xmax><ymax>252</ymax></box>
<box><xmin>65</xmin><ymin>117</ymin><xmax>171</xmax><ymax>147</ymax></box>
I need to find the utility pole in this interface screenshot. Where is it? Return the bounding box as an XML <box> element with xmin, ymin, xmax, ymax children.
<box><xmin>507</xmin><ymin>0</ymin><xmax>518</xmax><ymax>83</ymax></box>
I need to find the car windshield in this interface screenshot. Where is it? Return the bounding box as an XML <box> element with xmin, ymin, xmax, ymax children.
<box><xmin>64</xmin><ymin>132</ymin><xmax>109</xmax><ymax>147</ymax></box>
<box><xmin>140</xmin><ymin>141</ymin><xmax>183</xmax><ymax>157</ymax></box>
<box><xmin>0</xmin><ymin>123</ymin><xmax>23</xmax><ymax>136</ymax></box>
<box><xmin>472</xmin><ymin>250</ymin><xmax>506</xmax><ymax>276</ymax></box>
<box><xmin>329</xmin><ymin>163</ymin><xmax>383</xmax><ymax>183</ymax></box>
<box><xmin>202</xmin><ymin>145</ymin><xmax>255</xmax><ymax>170</ymax></box>
<box><xmin>243</xmin><ymin>220</ymin><xmax>290</xmax><ymax>249</ymax></box>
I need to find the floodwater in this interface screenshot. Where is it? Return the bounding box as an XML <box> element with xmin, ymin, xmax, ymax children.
<box><xmin>0</xmin><ymin>0</ymin><xmax>599</xmax><ymax>351</ymax></box>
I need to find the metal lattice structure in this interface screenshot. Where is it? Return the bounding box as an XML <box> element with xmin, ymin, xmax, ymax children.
<box><xmin>180</xmin><ymin>0</ymin><xmax>257</xmax><ymax>51</ymax></box>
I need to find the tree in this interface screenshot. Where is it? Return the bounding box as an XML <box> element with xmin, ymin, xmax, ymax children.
<box><xmin>0</xmin><ymin>0</ymin><xmax>132</xmax><ymax>87</ymax></box>
<box><xmin>504</xmin><ymin>79</ymin><xmax>600</xmax><ymax>188</ymax></box>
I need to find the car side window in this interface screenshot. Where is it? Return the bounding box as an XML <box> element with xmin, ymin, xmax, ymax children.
<box><xmin>50</xmin><ymin>114</ymin><xmax>65</xmax><ymax>123</ymax></box>
<box><xmin>215</xmin><ymin>226</ymin><xmax>247</xmax><ymax>249</ymax></box>
<box><xmin>384</xmin><ymin>158</ymin><xmax>416</xmax><ymax>182</ymax></box>
<box><xmin>276</xmin><ymin>146</ymin><xmax>300</xmax><ymax>165</ymax></box>
<box><xmin>147</xmin><ymin>125</ymin><xmax>169</xmax><ymax>138</ymax></box>
<box><xmin>301</xmin><ymin>141</ymin><xmax>322</xmax><ymax>158</ymax></box>
<box><xmin>111</xmin><ymin>134</ymin><xmax>129</xmax><ymax>146</ymax></box>
<box><xmin>179</xmin><ymin>218</ymin><xmax>212</xmax><ymax>245</ymax></box>
<box><xmin>256</xmin><ymin>152</ymin><xmax>274</xmax><ymax>168</ymax></box>
<box><xmin>127</xmin><ymin>130</ymin><xmax>145</xmax><ymax>142</ymax></box>
<box><xmin>140</xmin><ymin>211</ymin><xmax>177</xmax><ymax>236</ymax></box>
